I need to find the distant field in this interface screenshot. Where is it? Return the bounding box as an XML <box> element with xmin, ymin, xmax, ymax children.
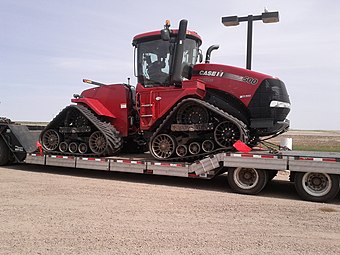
<box><xmin>269</xmin><ymin>130</ymin><xmax>340</xmax><ymax>152</ymax></box>
<box><xmin>16</xmin><ymin>121</ymin><xmax>48</xmax><ymax>126</ymax></box>
<box><xmin>14</xmin><ymin>121</ymin><xmax>340</xmax><ymax>152</ymax></box>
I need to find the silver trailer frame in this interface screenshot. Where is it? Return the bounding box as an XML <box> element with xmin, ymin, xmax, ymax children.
<box><xmin>1</xmin><ymin>122</ymin><xmax>340</xmax><ymax>203</ymax></box>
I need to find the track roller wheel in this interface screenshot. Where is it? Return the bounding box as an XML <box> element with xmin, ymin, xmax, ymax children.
<box><xmin>89</xmin><ymin>131</ymin><xmax>108</xmax><ymax>155</ymax></box>
<box><xmin>78</xmin><ymin>143</ymin><xmax>88</xmax><ymax>154</ymax></box>
<box><xmin>227</xmin><ymin>167</ymin><xmax>268</xmax><ymax>195</ymax></box>
<box><xmin>202</xmin><ymin>140</ymin><xmax>214</xmax><ymax>153</ymax></box>
<box><xmin>59</xmin><ymin>142</ymin><xmax>68</xmax><ymax>153</ymax></box>
<box><xmin>188</xmin><ymin>142</ymin><xmax>200</xmax><ymax>155</ymax></box>
<box><xmin>42</xmin><ymin>129</ymin><xmax>60</xmax><ymax>151</ymax></box>
<box><xmin>150</xmin><ymin>134</ymin><xmax>176</xmax><ymax>159</ymax></box>
<box><xmin>214</xmin><ymin>121</ymin><xmax>241</xmax><ymax>148</ymax></box>
<box><xmin>176</xmin><ymin>145</ymin><xmax>188</xmax><ymax>157</ymax></box>
<box><xmin>294</xmin><ymin>172</ymin><xmax>340</xmax><ymax>202</ymax></box>
<box><xmin>68</xmin><ymin>142</ymin><xmax>78</xmax><ymax>153</ymax></box>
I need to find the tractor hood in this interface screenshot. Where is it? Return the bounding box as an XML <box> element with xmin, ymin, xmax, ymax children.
<box><xmin>192</xmin><ymin>63</ymin><xmax>273</xmax><ymax>87</ymax></box>
<box><xmin>191</xmin><ymin>63</ymin><xmax>283</xmax><ymax>107</ymax></box>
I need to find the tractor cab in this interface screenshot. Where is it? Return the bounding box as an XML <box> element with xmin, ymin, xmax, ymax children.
<box><xmin>132</xmin><ymin>20</ymin><xmax>202</xmax><ymax>87</ymax></box>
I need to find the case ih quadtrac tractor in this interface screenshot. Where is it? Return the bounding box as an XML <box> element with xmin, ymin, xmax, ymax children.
<box><xmin>40</xmin><ymin>20</ymin><xmax>290</xmax><ymax>161</ymax></box>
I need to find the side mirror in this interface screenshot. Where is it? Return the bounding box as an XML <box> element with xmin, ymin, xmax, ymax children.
<box><xmin>161</xmin><ymin>29</ymin><xmax>170</xmax><ymax>41</ymax></box>
<box><xmin>198</xmin><ymin>50</ymin><xmax>203</xmax><ymax>63</ymax></box>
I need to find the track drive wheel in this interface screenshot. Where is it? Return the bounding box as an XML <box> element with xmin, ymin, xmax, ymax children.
<box><xmin>227</xmin><ymin>167</ymin><xmax>268</xmax><ymax>195</ymax></box>
<box><xmin>66</xmin><ymin>110</ymin><xmax>88</xmax><ymax>127</ymax></box>
<box><xmin>176</xmin><ymin>102</ymin><xmax>209</xmax><ymax>124</ymax></box>
<box><xmin>150</xmin><ymin>134</ymin><xmax>176</xmax><ymax>159</ymax></box>
<box><xmin>294</xmin><ymin>172</ymin><xmax>340</xmax><ymax>202</ymax></box>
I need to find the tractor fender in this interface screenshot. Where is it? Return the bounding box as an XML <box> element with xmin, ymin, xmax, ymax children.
<box><xmin>72</xmin><ymin>98</ymin><xmax>116</xmax><ymax>119</ymax></box>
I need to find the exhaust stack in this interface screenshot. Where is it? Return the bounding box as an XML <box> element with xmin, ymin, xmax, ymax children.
<box><xmin>170</xmin><ymin>19</ymin><xmax>188</xmax><ymax>85</ymax></box>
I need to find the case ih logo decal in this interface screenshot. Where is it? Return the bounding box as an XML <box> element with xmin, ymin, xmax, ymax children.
<box><xmin>196</xmin><ymin>70</ymin><xmax>258</xmax><ymax>85</ymax></box>
<box><xmin>199</xmin><ymin>70</ymin><xmax>224</xmax><ymax>77</ymax></box>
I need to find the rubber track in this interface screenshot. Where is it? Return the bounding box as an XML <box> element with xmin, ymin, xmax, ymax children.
<box><xmin>149</xmin><ymin>98</ymin><xmax>249</xmax><ymax>162</ymax></box>
<box><xmin>41</xmin><ymin>104</ymin><xmax>122</xmax><ymax>157</ymax></box>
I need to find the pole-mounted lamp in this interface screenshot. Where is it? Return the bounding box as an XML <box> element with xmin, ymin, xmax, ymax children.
<box><xmin>222</xmin><ymin>10</ymin><xmax>279</xmax><ymax>70</ymax></box>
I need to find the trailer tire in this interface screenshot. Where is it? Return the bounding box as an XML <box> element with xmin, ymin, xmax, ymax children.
<box><xmin>227</xmin><ymin>167</ymin><xmax>268</xmax><ymax>195</ymax></box>
<box><xmin>294</xmin><ymin>172</ymin><xmax>340</xmax><ymax>202</ymax></box>
<box><xmin>0</xmin><ymin>137</ymin><xmax>10</xmax><ymax>166</ymax></box>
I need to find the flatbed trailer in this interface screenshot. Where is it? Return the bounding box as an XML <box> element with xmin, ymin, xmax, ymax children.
<box><xmin>1</xmin><ymin>120</ymin><xmax>340</xmax><ymax>203</ymax></box>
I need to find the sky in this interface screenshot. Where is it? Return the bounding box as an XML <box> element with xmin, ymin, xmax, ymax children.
<box><xmin>1</xmin><ymin>0</ymin><xmax>339</xmax><ymax>130</ymax></box>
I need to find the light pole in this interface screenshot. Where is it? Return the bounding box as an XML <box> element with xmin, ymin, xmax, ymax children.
<box><xmin>222</xmin><ymin>11</ymin><xmax>279</xmax><ymax>70</ymax></box>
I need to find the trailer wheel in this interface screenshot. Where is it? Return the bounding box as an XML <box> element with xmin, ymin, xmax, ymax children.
<box><xmin>0</xmin><ymin>137</ymin><xmax>10</xmax><ymax>166</ymax></box>
<box><xmin>294</xmin><ymin>172</ymin><xmax>340</xmax><ymax>202</ymax></box>
<box><xmin>227</xmin><ymin>167</ymin><xmax>268</xmax><ymax>195</ymax></box>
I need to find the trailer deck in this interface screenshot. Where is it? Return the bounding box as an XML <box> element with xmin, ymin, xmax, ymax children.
<box><xmin>1</xmin><ymin>121</ymin><xmax>340</xmax><ymax>203</ymax></box>
<box><xmin>25</xmin><ymin>150</ymin><xmax>340</xmax><ymax>177</ymax></box>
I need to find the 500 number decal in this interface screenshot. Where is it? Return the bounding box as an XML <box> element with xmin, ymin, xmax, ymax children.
<box><xmin>242</xmin><ymin>76</ymin><xmax>258</xmax><ymax>85</ymax></box>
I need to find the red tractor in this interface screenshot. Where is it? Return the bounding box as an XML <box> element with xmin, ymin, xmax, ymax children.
<box><xmin>40</xmin><ymin>20</ymin><xmax>290</xmax><ymax>160</ymax></box>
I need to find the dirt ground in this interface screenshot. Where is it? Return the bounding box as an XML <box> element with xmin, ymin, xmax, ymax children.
<box><xmin>1</xmin><ymin>163</ymin><xmax>340</xmax><ymax>255</ymax></box>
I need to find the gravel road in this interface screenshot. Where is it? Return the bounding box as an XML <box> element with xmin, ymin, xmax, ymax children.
<box><xmin>1</xmin><ymin>164</ymin><xmax>340</xmax><ymax>255</ymax></box>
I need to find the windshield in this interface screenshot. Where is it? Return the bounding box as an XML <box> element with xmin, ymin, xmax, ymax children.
<box><xmin>135</xmin><ymin>38</ymin><xmax>199</xmax><ymax>86</ymax></box>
